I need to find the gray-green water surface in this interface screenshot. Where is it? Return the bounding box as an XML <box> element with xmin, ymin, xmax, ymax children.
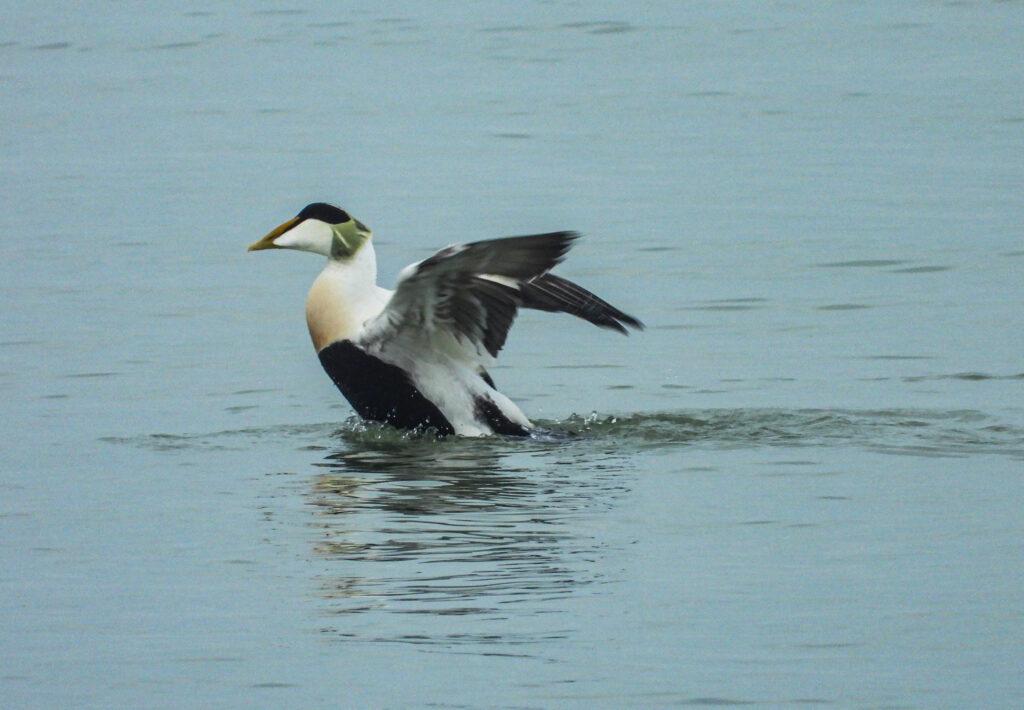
<box><xmin>2</xmin><ymin>2</ymin><xmax>1023</xmax><ymax>708</ymax></box>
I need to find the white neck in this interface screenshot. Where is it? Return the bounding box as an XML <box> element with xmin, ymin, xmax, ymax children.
<box><xmin>305</xmin><ymin>244</ymin><xmax>389</xmax><ymax>352</ymax></box>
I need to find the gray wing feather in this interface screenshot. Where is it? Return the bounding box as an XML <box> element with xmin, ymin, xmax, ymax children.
<box><xmin>363</xmin><ymin>231</ymin><xmax>640</xmax><ymax>360</ymax></box>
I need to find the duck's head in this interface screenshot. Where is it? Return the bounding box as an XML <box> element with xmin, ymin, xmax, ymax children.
<box><xmin>248</xmin><ymin>203</ymin><xmax>372</xmax><ymax>259</ymax></box>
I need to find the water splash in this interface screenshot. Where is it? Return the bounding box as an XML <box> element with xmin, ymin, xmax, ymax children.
<box><xmin>105</xmin><ymin>408</ymin><xmax>1024</xmax><ymax>460</ymax></box>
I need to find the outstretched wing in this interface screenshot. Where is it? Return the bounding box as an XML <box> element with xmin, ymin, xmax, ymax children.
<box><xmin>520</xmin><ymin>273</ymin><xmax>644</xmax><ymax>334</ymax></box>
<box><xmin>358</xmin><ymin>231</ymin><xmax>640</xmax><ymax>363</ymax></box>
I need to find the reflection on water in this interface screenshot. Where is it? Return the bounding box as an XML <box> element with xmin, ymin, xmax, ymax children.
<box><xmin>103</xmin><ymin>405</ymin><xmax>1024</xmax><ymax>657</ymax></box>
<box><xmin>306</xmin><ymin>432</ymin><xmax>631</xmax><ymax>649</ymax></box>
<box><xmin>96</xmin><ymin>405</ymin><xmax>1024</xmax><ymax>698</ymax></box>
<box><xmin>270</xmin><ymin>405</ymin><xmax>1024</xmax><ymax>653</ymax></box>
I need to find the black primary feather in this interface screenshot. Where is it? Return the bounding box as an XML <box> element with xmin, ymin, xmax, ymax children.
<box><xmin>520</xmin><ymin>273</ymin><xmax>644</xmax><ymax>333</ymax></box>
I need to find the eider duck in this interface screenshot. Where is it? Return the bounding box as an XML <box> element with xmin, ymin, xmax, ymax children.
<box><xmin>249</xmin><ymin>203</ymin><xmax>642</xmax><ymax>436</ymax></box>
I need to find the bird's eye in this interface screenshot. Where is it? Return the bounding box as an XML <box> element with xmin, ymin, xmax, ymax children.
<box><xmin>298</xmin><ymin>203</ymin><xmax>351</xmax><ymax>224</ymax></box>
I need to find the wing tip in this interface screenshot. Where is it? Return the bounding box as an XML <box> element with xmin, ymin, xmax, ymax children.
<box><xmin>604</xmin><ymin>312</ymin><xmax>645</xmax><ymax>335</ymax></box>
<box><xmin>621</xmin><ymin>313</ymin><xmax>645</xmax><ymax>332</ymax></box>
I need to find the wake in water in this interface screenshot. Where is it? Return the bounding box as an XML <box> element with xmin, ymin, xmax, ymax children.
<box><xmin>547</xmin><ymin>409</ymin><xmax>1024</xmax><ymax>458</ymax></box>
<box><xmin>329</xmin><ymin>408</ymin><xmax>1024</xmax><ymax>460</ymax></box>
<box><xmin>105</xmin><ymin>408</ymin><xmax>1024</xmax><ymax>460</ymax></box>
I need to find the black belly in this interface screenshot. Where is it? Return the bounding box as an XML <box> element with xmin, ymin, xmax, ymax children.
<box><xmin>318</xmin><ymin>340</ymin><xmax>455</xmax><ymax>435</ymax></box>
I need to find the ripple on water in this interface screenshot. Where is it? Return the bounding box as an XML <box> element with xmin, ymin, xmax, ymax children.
<box><xmin>104</xmin><ymin>407</ymin><xmax>1024</xmax><ymax>460</ymax></box>
<box><xmin>555</xmin><ymin>408</ymin><xmax>1024</xmax><ymax>459</ymax></box>
<box><xmin>307</xmin><ymin>429</ymin><xmax>631</xmax><ymax>649</ymax></box>
<box><xmin>100</xmin><ymin>406</ymin><xmax>1024</xmax><ymax>655</ymax></box>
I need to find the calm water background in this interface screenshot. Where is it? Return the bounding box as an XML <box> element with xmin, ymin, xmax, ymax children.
<box><xmin>2</xmin><ymin>2</ymin><xmax>1023</xmax><ymax>708</ymax></box>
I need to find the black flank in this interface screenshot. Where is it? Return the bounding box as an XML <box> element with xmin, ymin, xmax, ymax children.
<box><xmin>474</xmin><ymin>396</ymin><xmax>531</xmax><ymax>437</ymax></box>
<box><xmin>318</xmin><ymin>340</ymin><xmax>455</xmax><ymax>435</ymax></box>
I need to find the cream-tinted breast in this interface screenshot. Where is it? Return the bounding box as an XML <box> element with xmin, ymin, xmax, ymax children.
<box><xmin>306</xmin><ymin>272</ymin><xmax>360</xmax><ymax>352</ymax></box>
<box><xmin>304</xmin><ymin>247</ymin><xmax>388</xmax><ymax>353</ymax></box>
